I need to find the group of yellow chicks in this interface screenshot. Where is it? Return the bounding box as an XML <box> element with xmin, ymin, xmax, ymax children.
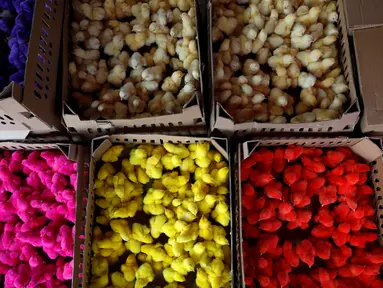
<box><xmin>91</xmin><ymin>141</ymin><xmax>232</xmax><ymax>288</ymax></box>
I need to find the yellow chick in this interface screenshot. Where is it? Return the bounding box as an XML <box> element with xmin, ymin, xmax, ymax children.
<box><xmin>208</xmin><ymin>150</ymin><xmax>222</xmax><ymax>163</ymax></box>
<box><xmin>183</xmin><ymin>240</ymin><xmax>196</xmax><ymax>252</ymax></box>
<box><xmin>143</xmin><ymin>188</ymin><xmax>165</xmax><ymax>204</ymax></box>
<box><xmin>146</xmin><ymin>152</ymin><xmax>163</xmax><ymax>179</ymax></box>
<box><xmin>163</xmin><ymin>192</ymin><xmax>175</xmax><ymax>206</ymax></box>
<box><xmin>161</xmin><ymin>153</ymin><xmax>182</xmax><ymax>170</ymax></box>
<box><xmin>102</xmin><ymin>145</ymin><xmax>124</xmax><ymax>162</ymax></box>
<box><xmin>167</xmin><ymin>237</ymin><xmax>184</xmax><ymax>257</ymax></box>
<box><xmin>141</xmin><ymin>243</ymin><xmax>172</xmax><ymax>263</ymax></box>
<box><xmin>211</xmin><ymin>167</ymin><xmax>229</xmax><ymax>186</ymax></box>
<box><xmin>181</xmin><ymin>198</ymin><xmax>198</xmax><ymax>216</ymax></box>
<box><xmin>205</xmin><ymin>259</ymin><xmax>231</xmax><ymax>288</ymax></box>
<box><xmin>164</xmin><ymin>143</ymin><xmax>190</xmax><ymax>158</ymax></box>
<box><xmin>92</xmin><ymin>226</ymin><xmax>103</xmax><ymax>254</ymax></box>
<box><xmin>192</xmin><ymin>180</ymin><xmax>209</xmax><ymax>201</ymax></box>
<box><xmin>162</xmin><ymin>219</ymin><xmax>177</xmax><ymax>237</ymax></box>
<box><xmin>165</xmin><ymin>208</ymin><xmax>175</xmax><ymax>219</ymax></box>
<box><xmin>97</xmin><ymin>163</ymin><xmax>116</xmax><ymax>181</ymax></box>
<box><xmin>211</xmin><ymin>201</ymin><xmax>230</xmax><ymax>227</ymax></box>
<box><xmin>180</xmin><ymin>157</ymin><xmax>196</xmax><ymax>173</ymax></box>
<box><xmin>213</xmin><ymin>226</ymin><xmax>229</xmax><ymax>246</ymax></box>
<box><xmin>196</xmin><ymin>269</ymin><xmax>211</xmax><ymax>288</ymax></box>
<box><xmin>122</xmin><ymin>159</ymin><xmax>138</xmax><ymax>183</ymax></box>
<box><xmin>214</xmin><ymin>186</ymin><xmax>229</xmax><ymax>195</ymax></box>
<box><xmin>195</xmin><ymin>143</ymin><xmax>211</xmax><ymax>168</ymax></box>
<box><xmin>190</xmin><ymin>242</ymin><xmax>206</xmax><ymax>264</ymax></box>
<box><xmin>109</xmin><ymin>196</ymin><xmax>142</xmax><ymax>218</ymax></box>
<box><xmin>135</xmin><ymin>263</ymin><xmax>155</xmax><ymax>288</ymax></box>
<box><xmin>91</xmin><ymin>256</ymin><xmax>109</xmax><ymax>288</ymax></box>
<box><xmin>111</xmin><ymin>272</ymin><xmax>129</xmax><ymax>288</ymax></box>
<box><xmin>162</xmin><ymin>171</ymin><xmax>189</xmax><ymax>192</ymax></box>
<box><xmin>163</xmin><ymin>268</ymin><xmax>186</xmax><ymax>283</ymax></box>
<box><xmin>110</xmin><ymin>219</ymin><xmax>132</xmax><ymax>241</ymax></box>
<box><xmin>177</xmin><ymin>184</ymin><xmax>194</xmax><ymax>198</ymax></box>
<box><xmin>149</xmin><ymin>215</ymin><xmax>167</xmax><ymax>238</ymax></box>
<box><xmin>132</xmin><ymin>223</ymin><xmax>153</xmax><ymax>244</ymax></box>
<box><xmin>152</xmin><ymin>179</ymin><xmax>165</xmax><ymax>189</ymax></box>
<box><xmin>199</xmin><ymin>216</ymin><xmax>213</xmax><ymax>240</ymax></box>
<box><xmin>171</xmin><ymin>256</ymin><xmax>195</xmax><ymax>275</ymax></box>
<box><xmin>143</xmin><ymin>203</ymin><xmax>165</xmax><ymax>215</ymax></box>
<box><xmin>177</xmin><ymin>222</ymin><xmax>199</xmax><ymax>243</ymax></box>
<box><xmin>137</xmin><ymin>144</ymin><xmax>154</xmax><ymax>155</ymax></box>
<box><xmin>198</xmin><ymin>194</ymin><xmax>218</xmax><ymax>215</ymax></box>
<box><xmin>164</xmin><ymin>284</ymin><xmax>186</xmax><ymax>288</ymax></box>
<box><xmin>136</xmin><ymin>166</ymin><xmax>150</xmax><ymax>184</ymax></box>
<box><xmin>129</xmin><ymin>148</ymin><xmax>148</xmax><ymax>169</ymax></box>
<box><xmin>205</xmin><ymin>241</ymin><xmax>224</xmax><ymax>259</ymax></box>
<box><xmin>195</xmin><ymin>167</ymin><xmax>209</xmax><ymax>180</ymax></box>
<box><xmin>125</xmin><ymin>239</ymin><xmax>141</xmax><ymax>254</ymax></box>
<box><xmin>94</xmin><ymin>179</ymin><xmax>104</xmax><ymax>189</ymax></box>
<box><xmin>176</xmin><ymin>206</ymin><xmax>197</xmax><ymax>222</ymax></box>
<box><xmin>121</xmin><ymin>254</ymin><xmax>138</xmax><ymax>282</ymax></box>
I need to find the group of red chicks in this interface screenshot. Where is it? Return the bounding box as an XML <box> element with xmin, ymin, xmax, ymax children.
<box><xmin>241</xmin><ymin>145</ymin><xmax>383</xmax><ymax>288</ymax></box>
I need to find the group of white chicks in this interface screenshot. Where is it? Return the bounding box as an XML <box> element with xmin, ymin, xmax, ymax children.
<box><xmin>69</xmin><ymin>0</ymin><xmax>200</xmax><ymax>120</ymax></box>
<box><xmin>213</xmin><ymin>0</ymin><xmax>349</xmax><ymax>124</ymax></box>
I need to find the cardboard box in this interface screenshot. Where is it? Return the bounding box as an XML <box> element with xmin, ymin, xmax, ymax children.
<box><xmin>0</xmin><ymin>142</ymin><xmax>89</xmax><ymax>288</ymax></box>
<box><xmin>353</xmin><ymin>27</ymin><xmax>383</xmax><ymax>133</ymax></box>
<box><xmin>344</xmin><ymin>0</ymin><xmax>383</xmax><ymax>32</ymax></box>
<box><xmin>78</xmin><ymin>134</ymin><xmax>234</xmax><ymax>287</ymax></box>
<box><xmin>61</xmin><ymin>0</ymin><xmax>206</xmax><ymax>137</ymax></box>
<box><xmin>0</xmin><ymin>0</ymin><xmax>65</xmax><ymax>139</ymax></box>
<box><xmin>208</xmin><ymin>0</ymin><xmax>360</xmax><ymax>134</ymax></box>
<box><xmin>235</xmin><ymin>137</ymin><xmax>383</xmax><ymax>286</ymax></box>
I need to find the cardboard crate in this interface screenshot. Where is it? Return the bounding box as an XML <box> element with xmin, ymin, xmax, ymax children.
<box><xmin>61</xmin><ymin>0</ymin><xmax>206</xmax><ymax>137</ymax></box>
<box><xmin>0</xmin><ymin>0</ymin><xmax>65</xmax><ymax>139</ymax></box>
<box><xmin>208</xmin><ymin>0</ymin><xmax>360</xmax><ymax>135</ymax></box>
<box><xmin>76</xmin><ymin>134</ymin><xmax>235</xmax><ymax>287</ymax></box>
<box><xmin>235</xmin><ymin>137</ymin><xmax>383</xmax><ymax>286</ymax></box>
<box><xmin>0</xmin><ymin>142</ymin><xmax>89</xmax><ymax>288</ymax></box>
<box><xmin>341</xmin><ymin>1</ymin><xmax>383</xmax><ymax>133</ymax></box>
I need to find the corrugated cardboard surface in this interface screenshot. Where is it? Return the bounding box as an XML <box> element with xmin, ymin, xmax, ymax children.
<box><xmin>0</xmin><ymin>143</ymin><xmax>89</xmax><ymax>288</ymax></box>
<box><xmin>353</xmin><ymin>27</ymin><xmax>383</xmax><ymax>133</ymax></box>
<box><xmin>344</xmin><ymin>0</ymin><xmax>383</xmax><ymax>32</ymax></box>
<box><xmin>236</xmin><ymin>137</ymin><xmax>383</xmax><ymax>286</ymax></box>
<box><xmin>62</xmin><ymin>0</ymin><xmax>205</xmax><ymax>136</ymax></box>
<box><xmin>78</xmin><ymin>134</ymin><xmax>234</xmax><ymax>288</ymax></box>
<box><xmin>0</xmin><ymin>0</ymin><xmax>65</xmax><ymax>138</ymax></box>
<box><xmin>209</xmin><ymin>0</ymin><xmax>360</xmax><ymax>134</ymax></box>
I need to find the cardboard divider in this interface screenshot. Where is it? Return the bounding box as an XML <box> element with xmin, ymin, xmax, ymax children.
<box><xmin>235</xmin><ymin>137</ymin><xmax>383</xmax><ymax>286</ymax></box>
<box><xmin>79</xmin><ymin>134</ymin><xmax>234</xmax><ymax>287</ymax></box>
<box><xmin>208</xmin><ymin>0</ymin><xmax>360</xmax><ymax>135</ymax></box>
<box><xmin>61</xmin><ymin>0</ymin><xmax>206</xmax><ymax>137</ymax></box>
<box><xmin>0</xmin><ymin>1</ymin><xmax>65</xmax><ymax>139</ymax></box>
<box><xmin>343</xmin><ymin>0</ymin><xmax>383</xmax><ymax>33</ymax></box>
<box><xmin>0</xmin><ymin>142</ymin><xmax>90</xmax><ymax>288</ymax></box>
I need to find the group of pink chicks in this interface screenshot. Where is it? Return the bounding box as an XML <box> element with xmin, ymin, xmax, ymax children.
<box><xmin>0</xmin><ymin>149</ymin><xmax>78</xmax><ymax>287</ymax></box>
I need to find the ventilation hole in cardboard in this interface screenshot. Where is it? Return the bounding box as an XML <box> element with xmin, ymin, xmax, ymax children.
<box><xmin>308</xmin><ymin>128</ymin><xmax>313</xmax><ymax>132</ymax></box>
<box><xmin>41</xmin><ymin>27</ymin><xmax>48</xmax><ymax>38</ymax></box>
<box><xmin>132</xmin><ymin>139</ymin><xmax>137</xmax><ymax>142</ymax></box>
<box><xmin>36</xmin><ymin>72</ymin><xmax>43</xmax><ymax>81</ymax></box>
<box><xmin>35</xmin><ymin>81</ymin><xmax>43</xmax><ymax>90</ymax></box>
<box><xmin>280</xmin><ymin>128</ymin><xmax>284</xmax><ymax>132</ymax></box>
<box><xmin>169</xmin><ymin>123</ymin><xmax>174</xmax><ymax>127</ymax></box>
<box><xmin>270</xmin><ymin>128</ymin><xmax>275</xmax><ymax>132</ymax></box>
<box><xmin>46</xmin><ymin>76</ymin><xmax>50</xmax><ymax>81</ymax></box>
<box><xmin>318</xmin><ymin>128</ymin><xmax>322</xmax><ymax>132</ymax></box>
<box><xmin>49</xmin><ymin>51</ymin><xmax>52</xmax><ymax>56</ymax></box>
<box><xmin>374</xmin><ymin>170</ymin><xmax>378</xmax><ymax>174</ymax></box>
<box><xmin>160</xmin><ymin>139</ymin><xmax>164</xmax><ymax>144</ymax></box>
<box><xmin>34</xmin><ymin>90</ymin><xmax>42</xmax><ymax>99</ymax></box>
<box><xmin>380</xmin><ymin>205</ymin><xmax>383</xmax><ymax>210</ymax></box>
<box><xmin>372</xmin><ymin>161</ymin><xmax>377</xmax><ymax>165</ymax></box>
<box><xmin>1</xmin><ymin>121</ymin><xmax>6</xmax><ymax>125</ymax></box>
<box><xmin>376</xmin><ymin>179</ymin><xmax>381</xmax><ymax>183</ymax></box>
<box><xmin>290</xmin><ymin>128</ymin><xmax>294</xmax><ymax>132</ymax></box>
<box><xmin>178</xmin><ymin>121</ymin><xmax>183</xmax><ymax>125</ymax></box>
<box><xmin>328</xmin><ymin>127</ymin><xmax>333</xmax><ymax>132</ymax></box>
<box><xmin>150</xmin><ymin>140</ymin><xmax>155</xmax><ymax>144</ymax></box>
<box><xmin>142</xmin><ymin>139</ymin><xmax>146</xmax><ymax>143</ymax></box>
<box><xmin>10</xmin><ymin>122</ymin><xmax>14</xmax><ymax>125</ymax></box>
<box><xmin>40</xmin><ymin>35</ymin><xmax>48</xmax><ymax>46</ymax></box>
<box><xmin>299</xmin><ymin>128</ymin><xmax>304</xmax><ymax>132</ymax></box>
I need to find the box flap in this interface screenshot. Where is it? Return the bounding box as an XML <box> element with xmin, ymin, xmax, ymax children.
<box><xmin>350</xmin><ymin>138</ymin><xmax>382</xmax><ymax>163</ymax></box>
<box><xmin>353</xmin><ymin>27</ymin><xmax>383</xmax><ymax>131</ymax></box>
<box><xmin>344</xmin><ymin>0</ymin><xmax>383</xmax><ymax>31</ymax></box>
